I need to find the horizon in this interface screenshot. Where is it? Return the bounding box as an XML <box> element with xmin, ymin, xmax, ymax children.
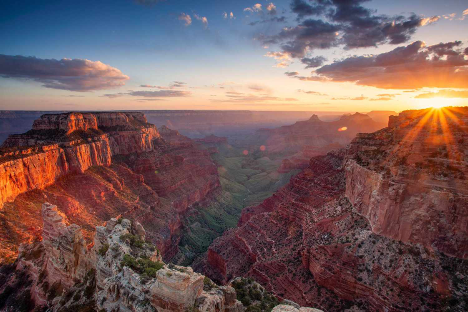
<box><xmin>1</xmin><ymin>0</ymin><xmax>467</xmax><ymax>112</ymax></box>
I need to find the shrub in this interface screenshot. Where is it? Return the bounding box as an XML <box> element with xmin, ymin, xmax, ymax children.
<box><xmin>120</xmin><ymin>234</ymin><xmax>145</xmax><ymax>248</ymax></box>
<box><xmin>121</xmin><ymin>254</ymin><xmax>164</xmax><ymax>278</ymax></box>
<box><xmin>98</xmin><ymin>244</ymin><xmax>109</xmax><ymax>257</ymax></box>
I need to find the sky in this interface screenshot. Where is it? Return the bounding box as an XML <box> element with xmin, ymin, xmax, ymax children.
<box><xmin>0</xmin><ymin>0</ymin><xmax>467</xmax><ymax>112</ymax></box>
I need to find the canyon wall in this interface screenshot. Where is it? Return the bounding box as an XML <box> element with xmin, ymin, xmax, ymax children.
<box><xmin>0</xmin><ymin>112</ymin><xmax>220</xmax><ymax>263</ymax></box>
<box><xmin>202</xmin><ymin>107</ymin><xmax>468</xmax><ymax>311</ymax></box>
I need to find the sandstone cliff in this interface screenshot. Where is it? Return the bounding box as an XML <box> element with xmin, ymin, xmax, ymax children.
<box><xmin>203</xmin><ymin>107</ymin><xmax>468</xmax><ymax>311</ymax></box>
<box><xmin>0</xmin><ymin>112</ymin><xmax>220</xmax><ymax>263</ymax></box>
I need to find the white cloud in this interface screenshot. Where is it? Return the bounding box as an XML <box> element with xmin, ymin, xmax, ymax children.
<box><xmin>178</xmin><ymin>13</ymin><xmax>192</xmax><ymax>26</ymax></box>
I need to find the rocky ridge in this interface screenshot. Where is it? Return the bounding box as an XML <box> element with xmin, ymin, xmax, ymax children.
<box><xmin>203</xmin><ymin>107</ymin><xmax>468</xmax><ymax>311</ymax></box>
<box><xmin>0</xmin><ymin>112</ymin><xmax>220</xmax><ymax>263</ymax></box>
<box><xmin>0</xmin><ymin>203</ymin><xmax>323</xmax><ymax>312</ymax></box>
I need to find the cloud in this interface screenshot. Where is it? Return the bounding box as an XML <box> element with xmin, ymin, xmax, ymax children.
<box><xmin>297</xmin><ymin>89</ymin><xmax>328</xmax><ymax>96</ymax></box>
<box><xmin>266</xmin><ymin>19</ymin><xmax>340</xmax><ymax>58</ymax></box>
<box><xmin>140</xmin><ymin>81</ymin><xmax>186</xmax><ymax>89</ymax></box>
<box><xmin>332</xmin><ymin>96</ymin><xmax>368</xmax><ymax>100</ymax></box>
<box><xmin>290</xmin><ymin>0</ymin><xmax>327</xmax><ymax>19</ymax></box>
<box><xmin>265</xmin><ymin>51</ymin><xmax>292</xmax><ymax>67</ymax></box>
<box><xmin>248</xmin><ymin>16</ymin><xmax>286</xmax><ymax>26</ymax></box>
<box><xmin>247</xmin><ymin>83</ymin><xmax>272</xmax><ymax>93</ymax></box>
<box><xmin>223</xmin><ymin>12</ymin><xmax>235</xmax><ymax>19</ymax></box>
<box><xmin>314</xmin><ymin>41</ymin><xmax>468</xmax><ymax>89</ymax></box>
<box><xmin>266</xmin><ymin>3</ymin><xmax>277</xmax><ymax>15</ymax></box>
<box><xmin>178</xmin><ymin>13</ymin><xmax>192</xmax><ymax>26</ymax></box>
<box><xmin>285</xmin><ymin>71</ymin><xmax>299</xmax><ymax>76</ymax></box>
<box><xmin>0</xmin><ymin>54</ymin><xmax>129</xmax><ymax>91</ymax></box>
<box><xmin>194</xmin><ymin>14</ymin><xmax>208</xmax><ymax>28</ymax></box>
<box><xmin>415</xmin><ymin>90</ymin><xmax>468</xmax><ymax>99</ymax></box>
<box><xmin>301</xmin><ymin>56</ymin><xmax>327</xmax><ymax>68</ymax></box>
<box><xmin>244</xmin><ymin>4</ymin><xmax>262</xmax><ymax>13</ymax></box>
<box><xmin>103</xmin><ymin>89</ymin><xmax>191</xmax><ymax>98</ymax></box>
<box><xmin>376</xmin><ymin>93</ymin><xmax>398</xmax><ymax>97</ymax></box>
<box><xmin>263</xmin><ymin>0</ymin><xmax>440</xmax><ymax>65</ymax></box>
<box><xmin>370</xmin><ymin>97</ymin><xmax>392</xmax><ymax>101</ymax></box>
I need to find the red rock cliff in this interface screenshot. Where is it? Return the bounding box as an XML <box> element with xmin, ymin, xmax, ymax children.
<box><xmin>202</xmin><ymin>107</ymin><xmax>468</xmax><ymax>311</ymax></box>
<box><xmin>0</xmin><ymin>112</ymin><xmax>220</xmax><ymax>263</ymax></box>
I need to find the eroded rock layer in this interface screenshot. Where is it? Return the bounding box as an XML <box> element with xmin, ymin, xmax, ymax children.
<box><xmin>203</xmin><ymin>107</ymin><xmax>468</xmax><ymax>311</ymax></box>
<box><xmin>0</xmin><ymin>112</ymin><xmax>220</xmax><ymax>263</ymax></box>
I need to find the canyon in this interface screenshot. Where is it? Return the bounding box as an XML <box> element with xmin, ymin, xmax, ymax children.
<box><xmin>0</xmin><ymin>202</ymin><xmax>322</xmax><ymax>311</ymax></box>
<box><xmin>0</xmin><ymin>112</ymin><xmax>220</xmax><ymax>263</ymax></box>
<box><xmin>202</xmin><ymin>107</ymin><xmax>468</xmax><ymax>311</ymax></box>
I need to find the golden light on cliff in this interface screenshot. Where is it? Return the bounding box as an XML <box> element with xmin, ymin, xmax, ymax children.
<box><xmin>383</xmin><ymin>106</ymin><xmax>462</xmax><ymax>165</ymax></box>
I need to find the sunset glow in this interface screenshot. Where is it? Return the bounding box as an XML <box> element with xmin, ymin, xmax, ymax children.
<box><xmin>0</xmin><ymin>0</ymin><xmax>467</xmax><ymax>112</ymax></box>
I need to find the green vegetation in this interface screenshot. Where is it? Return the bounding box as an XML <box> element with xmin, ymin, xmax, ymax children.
<box><xmin>175</xmin><ymin>142</ymin><xmax>300</xmax><ymax>265</ymax></box>
<box><xmin>98</xmin><ymin>244</ymin><xmax>109</xmax><ymax>257</ymax></box>
<box><xmin>231</xmin><ymin>277</ymin><xmax>279</xmax><ymax>311</ymax></box>
<box><xmin>121</xmin><ymin>254</ymin><xmax>164</xmax><ymax>278</ymax></box>
<box><xmin>120</xmin><ymin>234</ymin><xmax>145</xmax><ymax>249</ymax></box>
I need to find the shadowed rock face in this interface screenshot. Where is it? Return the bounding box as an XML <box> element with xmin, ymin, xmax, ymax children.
<box><xmin>202</xmin><ymin>107</ymin><xmax>468</xmax><ymax>311</ymax></box>
<box><xmin>0</xmin><ymin>112</ymin><xmax>220</xmax><ymax>263</ymax></box>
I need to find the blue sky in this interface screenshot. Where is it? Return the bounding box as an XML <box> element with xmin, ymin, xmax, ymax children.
<box><xmin>0</xmin><ymin>0</ymin><xmax>467</xmax><ymax>111</ymax></box>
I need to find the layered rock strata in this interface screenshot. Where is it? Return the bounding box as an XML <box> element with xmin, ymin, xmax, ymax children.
<box><xmin>0</xmin><ymin>112</ymin><xmax>220</xmax><ymax>263</ymax></box>
<box><xmin>0</xmin><ymin>203</ymin><xmax>245</xmax><ymax>312</ymax></box>
<box><xmin>203</xmin><ymin>107</ymin><xmax>468</xmax><ymax>311</ymax></box>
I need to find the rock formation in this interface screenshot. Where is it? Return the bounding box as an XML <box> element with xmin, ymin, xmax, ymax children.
<box><xmin>241</xmin><ymin>113</ymin><xmax>388</xmax><ymax>173</ymax></box>
<box><xmin>0</xmin><ymin>203</ymin><xmax>246</xmax><ymax>311</ymax></box>
<box><xmin>202</xmin><ymin>107</ymin><xmax>468</xmax><ymax>311</ymax></box>
<box><xmin>0</xmin><ymin>112</ymin><xmax>220</xmax><ymax>263</ymax></box>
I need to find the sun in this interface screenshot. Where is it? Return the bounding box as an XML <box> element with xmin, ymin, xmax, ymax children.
<box><xmin>414</xmin><ymin>97</ymin><xmax>460</xmax><ymax>109</ymax></box>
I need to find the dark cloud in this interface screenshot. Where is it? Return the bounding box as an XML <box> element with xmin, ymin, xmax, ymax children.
<box><xmin>415</xmin><ymin>90</ymin><xmax>468</xmax><ymax>99</ymax></box>
<box><xmin>301</xmin><ymin>56</ymin><xmax>327</xmax><ymax>68</ymax></box>
<box><xmin>0</xmin><ymin>54</ymin><xmax>129</xmax><ymax>91</ymax></box>
<box><xmin>265</xmin><ymin>0</ymin><xmax>439</xmax><ymax>67</ymax></box>
<box><xmin>269</xmin><ymin>19</ymin><xmax>340</xmax><ymax>58</ymax></box>
<box><xmin>290</xmin><ymin>0</ymin><xmax>328</xmax><ymax>19</ymax></box>
<box><xmin>314</xmin><ymin>41</ymin><xmax>468</xmax><ymax>89</ymax></box>
<box><xmin>285</xmin><ymin>71</ymin><xmax>299</xmax><ymax>76</ymax></box>
<box><xmin>249</xmin><ymin>16</ymin><xmax>286</xmax><ymax>26</ymax></box>
<box><xmin>465</xmin><ymin>47</ymin><xmax>468</xmax><ymax>55</ymax></box>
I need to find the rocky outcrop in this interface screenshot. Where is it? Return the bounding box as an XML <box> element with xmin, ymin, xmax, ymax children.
<box><xmin>345</xmin><ymin>107</ymin><xmax>468</xmax><ymax>259</ymax></box>
<box><xmin>0</xmin><ymin>112</ymin><xmax>160</xmax><ymax>207</ymax></box>
<box><xmin>203</xmin><ymin>107</ymin><xmax>468</xmax><ymax>311</ymax></box>
<box><xmin>0</xmin><ymin>112</ymin><xmax>220</xmax><ymax>263</ymax></box>
<box><xmin>0</xmin><ymin>203</ymin><xmax>244</xmax><ymax>312</ymax></box>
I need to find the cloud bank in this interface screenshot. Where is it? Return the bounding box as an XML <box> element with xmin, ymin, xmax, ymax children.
<box><xmin>0</xmin><ymin>54</ymin><xmax>129</xmax><ymax>91</ymax></box>
<box><xmin>311</xmin><ymin>41</ymin><xmax>468</xmax><ymax>89</ymax></box>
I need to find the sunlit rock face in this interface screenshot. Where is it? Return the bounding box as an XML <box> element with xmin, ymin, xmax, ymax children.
<box><xmin>0</xmin><ymin>203</ymin><xmax>244</xmax><ymax>312</ymax></box>
<box><xmin>203</xmin><ymin>107</ymin><xmax>468</xmax><ymax>311</ymax></box>
<box><xmin>0</xmin><ymin>112</ymin><xmax>220</xmax><ymax>263</ymax></box>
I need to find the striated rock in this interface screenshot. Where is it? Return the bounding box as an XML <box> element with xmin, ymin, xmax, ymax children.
<box><xmin>1</xmin><ymin>203</ymin><xmax>245</xmax><ymax>312</ymax></box>
<box><xmin>0</xmin><ymin>112</ymin><xmax>220</xmax><ymax>263</ymax></box>
<box><xmin>203</xmin><ymin>107</ymin><xmax>468</xmax><ymax>311</ymax></box>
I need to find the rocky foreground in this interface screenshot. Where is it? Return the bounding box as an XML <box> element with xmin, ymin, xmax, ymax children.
<box><xmin>202</xmin><ymin>107</ymin><xmax>468</xmax><ymax>311</ymax></box>
<box><xmin>0</xmin><ymin>112</ymin><xmax>219</xmax><ymax>262</ymax></box>
<box><xmin>0</xmin><ymin>203</ymin><xmax>322</xmax><ymax>312</ymax></box>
